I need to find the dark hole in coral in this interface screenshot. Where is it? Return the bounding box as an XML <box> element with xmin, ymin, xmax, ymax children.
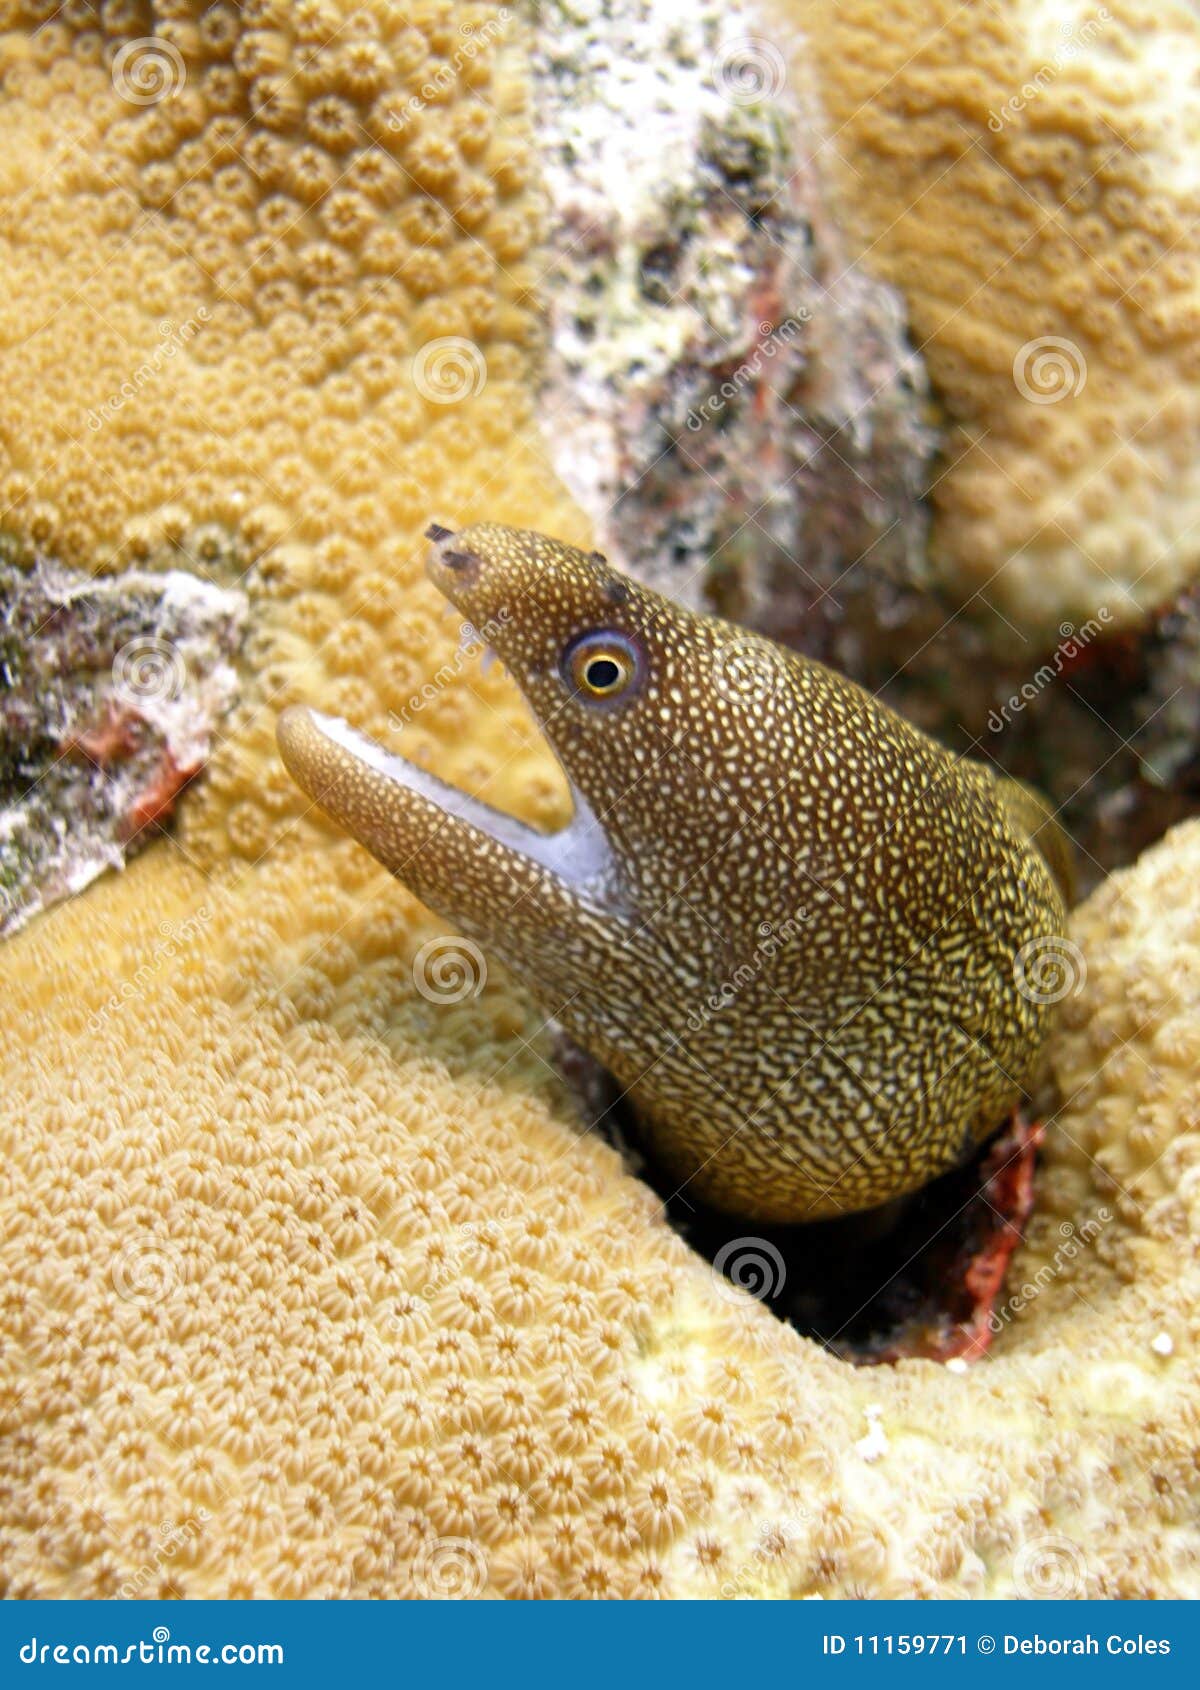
<box><xmin>638</xmin><ymin>242</ymin><xmax>679</xmax><ymax>304</ymax></box>
<box><xmin>593</xmin><ymin>1084</ymin><xmax>1039</xmax><ymax>1366</ymax></box>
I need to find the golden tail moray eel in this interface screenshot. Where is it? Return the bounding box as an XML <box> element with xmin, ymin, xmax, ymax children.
<box><xmin>277</xmin><ymin>523</ymin><xmax>1072</xmax><ymax>1225</ymax></box>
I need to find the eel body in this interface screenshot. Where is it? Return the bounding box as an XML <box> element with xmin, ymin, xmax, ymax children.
<box><xmin>278</xmin><ymin>523</ymin><xmax>1070</xmax><ymax>1223</ymax></box>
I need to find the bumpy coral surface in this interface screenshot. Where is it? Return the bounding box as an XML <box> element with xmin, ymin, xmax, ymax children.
<box><xmin>2</xmin><ymin>0</ymin><xmax>1198</xmax><ymax>1600</ymax></box>
<box><xmin>0</xmin><ymin>0</ymin><xmax>582</xmax><ymax>864</ymax></box>
<box><xmin>2</xmin><ymin>818</ymin><xmax>1199</xmax><ymax>1598</ymax></box>
<box><xmin>789</xmin><ymin>0</ymin><xmax>1200</xmax><ymax>643</ymax></box>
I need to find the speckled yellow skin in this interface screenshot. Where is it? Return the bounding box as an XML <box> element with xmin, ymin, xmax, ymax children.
<box><xmin>279</xmin><ymin>524</ymin><xmax>1069</xmax><ymax>1222</ymax></box>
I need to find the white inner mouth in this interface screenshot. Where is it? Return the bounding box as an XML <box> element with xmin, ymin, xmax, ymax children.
<box><xmin>308</xmin><ymin>709</ymin><xmax>618</xmax><ymax>891</ymax></box>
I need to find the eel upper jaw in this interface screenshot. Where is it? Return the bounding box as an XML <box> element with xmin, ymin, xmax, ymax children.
<box><xmin>282</xmin><ymin>706</ymin><xmax>628</xmax><ymax>911</ymax></box>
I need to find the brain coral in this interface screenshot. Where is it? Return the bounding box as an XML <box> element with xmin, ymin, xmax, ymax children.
<box><xmin>789</xmin><ymin>0</ymin><xmax>1200</xmax><ymax>644</ymax></box>
<box><xmin>2</xmin><ymin>0</ymin><xmax>1199</xmax><ymax>1600</ymax></box>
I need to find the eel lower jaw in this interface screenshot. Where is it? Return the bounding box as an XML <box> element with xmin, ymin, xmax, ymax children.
<box><xmin>277</xmin><ymin>705</ymin><xmax>623</xmax><ymax>903</ymax></box>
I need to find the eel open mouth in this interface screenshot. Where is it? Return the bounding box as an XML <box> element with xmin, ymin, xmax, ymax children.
<box><xmin>276</xmin><ymin>703</ymin><xmax>615</xmax><ymax>894</ymax></box>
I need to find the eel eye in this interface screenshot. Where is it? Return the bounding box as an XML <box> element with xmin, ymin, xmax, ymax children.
<box><xmin>562</xmin><ymin>630</ymin><xmax>642</xmax><ymax>705</ymax></box>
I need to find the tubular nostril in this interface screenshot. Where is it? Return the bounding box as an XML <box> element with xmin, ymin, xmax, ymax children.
<box><xmin>424</xmin><ymin>522</ymin><xmax>455</xmax><ymax>543</ymax></box>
